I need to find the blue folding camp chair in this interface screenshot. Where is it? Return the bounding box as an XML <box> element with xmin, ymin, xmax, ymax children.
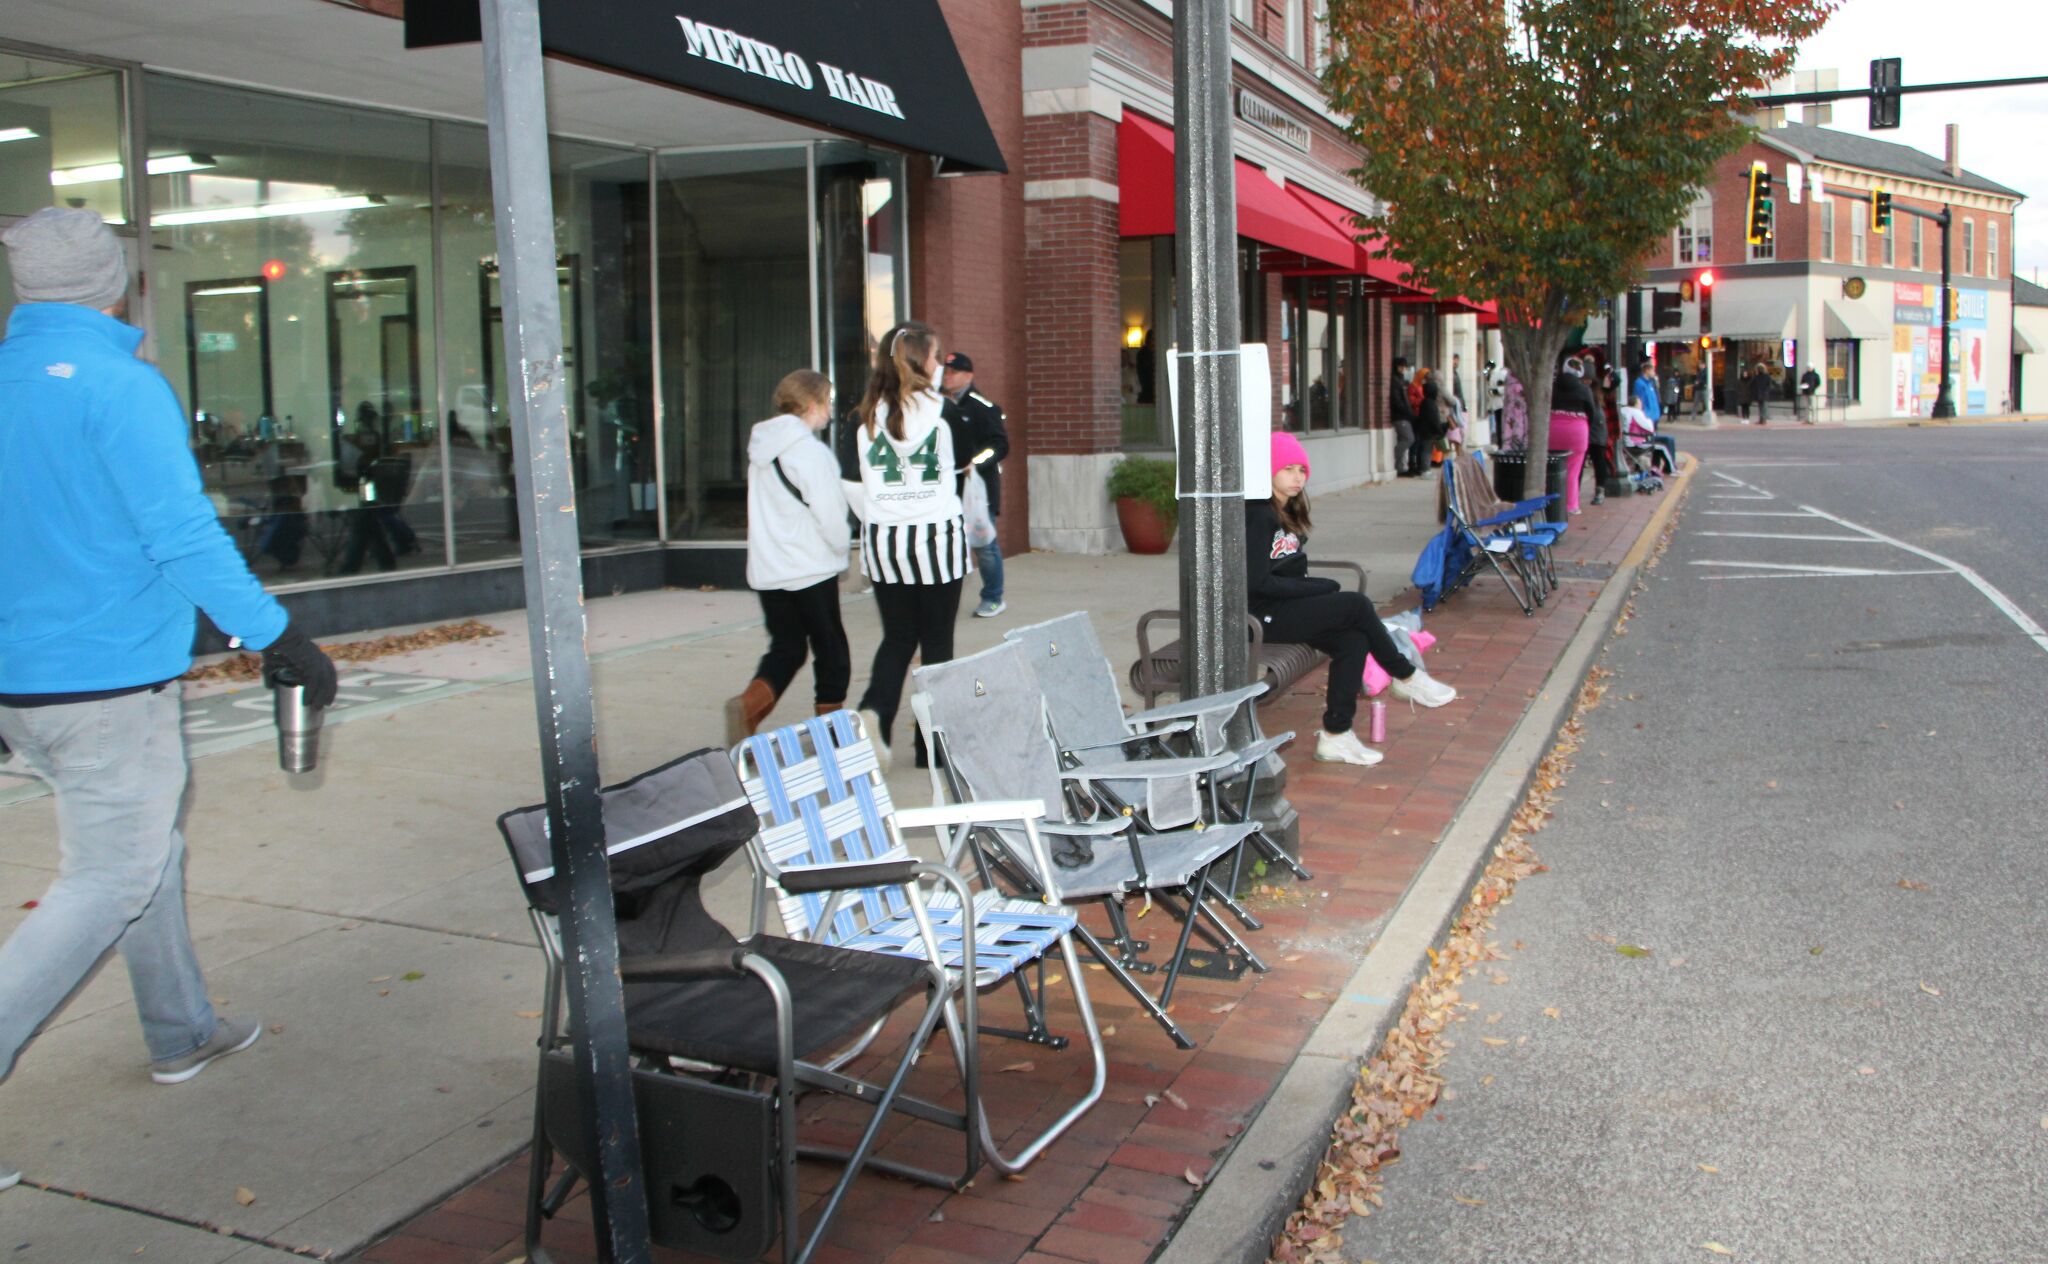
<box><xmin>734</xmin><ymin>712</ymin><xmax>1104</xmax><ymax>1176</ymax></box>
<box><xmin>1442</xmin><ymin>452</ymin><xmax>1565</xmax><ymax>614</ymax></box>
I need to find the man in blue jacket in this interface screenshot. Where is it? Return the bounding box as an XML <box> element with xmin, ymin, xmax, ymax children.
<box><xmin>0</xmin><ymin>209</ymin><xmax>336</xmax><ymax>1191</ymax></box>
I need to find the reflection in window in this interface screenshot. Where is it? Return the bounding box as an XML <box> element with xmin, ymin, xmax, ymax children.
<box><xmin>816</xmin><ymin>142</ymin><xmax>908</xmax><ymax>487</ymax></box>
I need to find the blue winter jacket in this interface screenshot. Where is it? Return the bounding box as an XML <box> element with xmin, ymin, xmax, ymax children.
<box><xmin>0</xmin><ymin>303</ymin><xmax>287</xmax><ymax>694</ymax></box>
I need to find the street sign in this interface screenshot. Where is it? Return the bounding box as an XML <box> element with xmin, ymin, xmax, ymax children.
<box><xmin>1786</xmin><ymin>162</ymin><xmax>1803</xmax><ymax>204</ymax></box>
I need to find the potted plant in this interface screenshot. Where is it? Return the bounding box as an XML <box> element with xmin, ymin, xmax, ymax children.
<box><xmin>1106</xmin><ymin>455</ymin><xmax>1178</xmax><ymax>554</ymax></box>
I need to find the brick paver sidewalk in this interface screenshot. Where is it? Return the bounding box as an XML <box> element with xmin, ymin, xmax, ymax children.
<box><xmin>355</xmin><ymin>487</ymin><xmax>1664</xmax><ymax>1264</ymax></box>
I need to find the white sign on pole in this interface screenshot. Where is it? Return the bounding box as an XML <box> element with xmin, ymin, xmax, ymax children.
<box><xmin>1166</xmin><ymin>341</ymin><xmax>1274</xmax><ymax>499</ymax></box>
<box><xmin>1785</xmin><ymin>162</ymin><xmax>1803</xmax><ymax>204</ymax></box>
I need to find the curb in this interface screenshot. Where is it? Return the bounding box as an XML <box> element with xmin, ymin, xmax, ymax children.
<box><xmin>1153</xmin><ymin>457</ymin><xmax>1698</xmax><ymax>1264</ymax></box>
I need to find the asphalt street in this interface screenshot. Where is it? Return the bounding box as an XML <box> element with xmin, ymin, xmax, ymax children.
<box><xmin>1341</xmin><ymin>423</ymin><xmax>2048</xmax><ymax>1264</ymax></box>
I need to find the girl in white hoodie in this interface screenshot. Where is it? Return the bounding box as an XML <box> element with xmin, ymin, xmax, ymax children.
<box><xmin>843</xmin><ymin>321</ymin><xmax>968</xmax><ymax>767</ymax></box>
<box><xmin>725</xmin><ymin>369</ymin><xmax>851</xmax><ymax>743</ymax></box>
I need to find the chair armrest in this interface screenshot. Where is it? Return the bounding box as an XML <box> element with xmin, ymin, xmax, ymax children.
<box><xmin>1059</xmin><ymin>752</ymin><xmax>1237</xmax><ymax>781</ymax></box>
<box><xmin>1134</xmin><ymin>608</ymin><xmax>1179</xmax><ymax>662</ymax></box>
<box><xmin>619</xmin><ymin>948</ymin><xmax>750</xmax><ymax>982</ymax></box>
<box><xmin>1038</xmin><ymin>817</ymin><xmax>1132</xmax><ymax>838</ymax></box>
<box><xmin>778</xmin><ymin>858</ymin><xmax>923</xmax><ymax>894</ymax></box>
<box><xmin>1067</xmin><ymin>721</ymin><xmax>1194</xmax><ymax>753</ymax></box>
<box><xmin>894</xmin><ymin>800</ymin><xmax>1047</xmax><ymax>829</ymax></box>
<box><xmin>1307</xmin><ymin>559</ymin><xmax>1368</xmax><ymax>592</ymax></box>
<box><xmin>1127</xmin><ymin>682</ymin><xmax>1269</xmax><ymax>727</ymax></box>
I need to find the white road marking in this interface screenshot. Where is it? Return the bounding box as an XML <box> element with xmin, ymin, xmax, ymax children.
<box><xmin>1700</xmin><ymin>510</ymin><xmax>1824</xmax><ymax>518</ymax></box>
<box><xmin>1695</xmin><ymin>531</ymin><xmax>1881</xmax><ymax>542</ymax></box>
<box><xmin>1798</xmin><ymin>503</ymin><xmax>2048</xmax><ymax>656</ymax></box>
<box><xmin>1690</xmin><ymin>560</ymin><xmax>1950</xmax><ymax>576</ymax></box>
<box><xmin>1708</xmin><ymin>461</ymin><xmax>1843</xmax><ymax>468</ymax></box>
<box><xmin>1700</xmin><ymin>569</ymin><xmax>1953</xmax><ymax>582</ymax></box>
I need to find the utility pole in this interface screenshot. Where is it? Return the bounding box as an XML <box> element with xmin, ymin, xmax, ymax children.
<box><xmin>477</xmin><ymin>0</ymin><xmax>651</xmax><ymax>1259</ymax></box>
<box><xmin>1172</xmin><ymin>0</ymin><xmax>1248</xmax><ymax>710</ymax></box>
<box><xmin>1934</xmin><ymin>204</ymin><xmax>1956</xmax><ymax>418</ymax></box>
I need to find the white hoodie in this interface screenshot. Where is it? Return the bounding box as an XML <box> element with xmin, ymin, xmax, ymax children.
<box><xmin>745</xmin><ymin>413</ymin><xmax>850</xmax><ymax>592</ymax></box>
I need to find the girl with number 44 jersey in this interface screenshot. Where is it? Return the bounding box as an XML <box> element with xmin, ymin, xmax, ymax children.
<box><xmin>842</xmin><ymin>320</ymin><xmax>969</xmax><ymax>769</ymax></box>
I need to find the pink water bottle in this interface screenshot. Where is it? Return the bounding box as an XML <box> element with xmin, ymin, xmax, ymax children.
<box><xmin>1368</xmin><ymin>699</ymin><xmax>1387</xmax><ymax>745</ymax></box>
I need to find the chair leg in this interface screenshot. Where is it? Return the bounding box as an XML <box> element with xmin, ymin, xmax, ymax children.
<box><xmin>523</xmin><ymin>1072</ymin><xmax>565</xmax><ymax>1264</ymax></box>
<box><xmin>948</xmin><ymin>933</ymin><xmax>1107</xmax><ymax>1176</ymax></box>
<box><xmin>1072</xmin><ymin>922</ymin><xmax>1194</xmax><ymax>1048</ymax></box>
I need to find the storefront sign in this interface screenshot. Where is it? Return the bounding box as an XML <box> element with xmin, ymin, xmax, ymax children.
<box><xmin>1235</xmin><ymin>89</ymin><xmax>1312</xmax><ymax>153</ymax></box>
<box><xmin>405</xmin><ymin>0</ymin><xmax>1005</xmax><ymax>172</ymax></box>
<box><xmin>1894</xmin><ymin>304</ymin><xmax>1933</xmax><ymax>325</ymax></box>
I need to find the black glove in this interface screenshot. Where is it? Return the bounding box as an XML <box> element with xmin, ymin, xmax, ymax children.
<box><xmin>261</xmin><ymin>623</ymin><xmax>339</xmax><ymax>709</ymax></box>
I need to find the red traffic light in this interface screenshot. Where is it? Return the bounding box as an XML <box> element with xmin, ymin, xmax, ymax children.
<box><xmin>261</xmin><ymin>259</ymin><xmax>287</xmax><ymax>282</ymax></box>
<box><xmin>1698</xmin><ymin>269</ymin><xmax>1715</xmax><ymax>289</ymax></box>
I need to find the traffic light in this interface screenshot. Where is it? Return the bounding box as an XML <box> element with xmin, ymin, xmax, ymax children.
<box><xmin>1652</xmin><ymin>289</ymin><xmax>1682</xmax><ymax>330</ymax></box>
<box><xmin>1870</xmin><ymin>57</ymin><xmax>1902</xmax><ymax>130</ymax></box>
<box><xmin>1698</xmin><ymin>268</ymin><xmax>1714</xmax><ymax>334</ymax></box>
<box><xmin>1745</xmin><ymin>163</ymin><xmax>1774</xmax><ymax>246</ymax></box>
<box><xmin>1871</xmin><ymin>188</ymin><xmax>1892</xmax><ymax>235</ymax></box>
<box><xmin>1700</xmin><ymin>335</ymin><xmax>1717</xmax><ymax>351</ymax></box>
<box><xmin>1945</xmin><ymin>286</ymin><xmax>1959</xmax><ymax>321</ymax></box>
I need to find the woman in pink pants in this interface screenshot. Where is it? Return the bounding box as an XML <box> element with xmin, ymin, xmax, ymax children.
<box><xmin>1549</xmin><ymin>358</ymin><xmax>1600</xmax><ymax>514</ymax></box>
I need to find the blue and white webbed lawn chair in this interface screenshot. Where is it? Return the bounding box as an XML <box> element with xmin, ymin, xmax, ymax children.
<box><xmin>911</xmin><ymin>642</ymin><xmax>1265</xmax><ymax>1050</ymax></box>
<box><xmin>733</xmin><ymin>712</ymin><xmax>1104</xmax><ymax>1177</ymax></box>
<box><xmin>1003</xmin><ymin>611</ymin><xmax>1310</xmax><ymax>909</ymax></box>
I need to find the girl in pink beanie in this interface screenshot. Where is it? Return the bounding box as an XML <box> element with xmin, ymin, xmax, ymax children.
<box><xmin>1245</xmin><ymin>433</ymin><xmax>1457</xmax><ymax>766</ymax></box>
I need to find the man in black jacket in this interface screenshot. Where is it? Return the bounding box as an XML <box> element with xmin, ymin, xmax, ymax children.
<box><xmin>940</xmin><ymin>352</ymin><xmax>1010</xmax><ymax>617</ymax></box>
<box><xmin>1389</xmin><ymin>357</ymin><xmax>1419</xmax><ymax>476</ymax></box>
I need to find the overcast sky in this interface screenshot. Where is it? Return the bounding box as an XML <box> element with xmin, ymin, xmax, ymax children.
<box><xmin>1787</xmin><ymin>0</ymin><xmax>2048</xmax><ymax>282</ymax></box>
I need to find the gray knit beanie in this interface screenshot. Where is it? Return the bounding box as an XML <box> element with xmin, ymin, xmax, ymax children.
<box><xmin>2</xmin><ymin>207</ymin><xmax>129</xmax><ymax>311</ymax></box>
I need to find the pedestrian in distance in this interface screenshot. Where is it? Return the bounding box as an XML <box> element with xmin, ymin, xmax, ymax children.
<box><xmin>1415</xmin><ymin>367</ymin><xmax>1447</xmax><ymax>471</ymax></box>
<box><xmin>1389</xmin><ymin>356</ymin><xmax>1420</xmax><ymax>477</ymax></box>
<box><xmin>939</xmin><ymin>351</ymin><xmax>1010</xmax><ymax>619</ymax></box>
<box><xmin>1251</xmin><ymin>433</ymin><xmax>1457</xmax><ymax>767</ymax></box>
<box><xmin>1748</xmin><ymin>359</ymin><xmax>1774</xmax><ymax>424</ymax></box>
<box><xmin>1799</xmin><ymin>364</ymin><xmax>1821</xmax><ymax>423</ymax></box>
<box><xmin>725</xmin><ymin>369</ymin><xmax>852</xmax><ymax>745</ymax></box>
<box><xmin>1584</xmin><ymin>362</ymin><xmax>1620</xmax><ymax>505</ymax></box>
<box><xmin>843</xmin><ymin>320</ymin><xmax>969</xmax><ymax>770</ymax></box>
<box><xmin>0</xmin><ymin>209</ymin><xmax>340</xmax><ymax>1192</ymax></box>
<box><xmin>1548</xmin><ymin>356</ymin><xmax>1599</xmax><ymax>515</ymax></box>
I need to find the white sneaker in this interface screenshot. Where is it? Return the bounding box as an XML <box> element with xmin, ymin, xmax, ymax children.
<box><xmin>1390</xmin><ymin>668</ymin><xmax>1458</xmax><ymax>709</ymax></box>
<box><xmin>0</xmin><ymin>1163</ymin><xmax>18</xmax><ymax>1191</ymax></box>
<box><xmin>856</xmin><ymin>708</ymin><xmax>892</xmax><ymax>772</ymax></box>
<box><xmin>1314</xmin><ymin>729</ymin><xmax>1384</xmax><ymax>766</ymax></box>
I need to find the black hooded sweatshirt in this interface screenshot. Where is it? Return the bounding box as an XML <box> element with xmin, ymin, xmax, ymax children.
<box><xmin>1245</xmin><ymin>498</ymin><xmax>1340</xmax><ymax>617</ymax></box>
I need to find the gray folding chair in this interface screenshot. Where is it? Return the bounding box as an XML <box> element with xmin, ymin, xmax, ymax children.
<box><xmin>911</xmin><ymin>642</ymin><xmax>1265</xmax><ymax>1050</ymax></box>
<box><xmin>1003</xmin><ymin>612</ymin><xmax>1311</xmax><ymax>905</ymax></box>
<box><xmin>733</xmin><ymin>711</ymin><xmax>1105</xmax><ymax>1176</ymax></box>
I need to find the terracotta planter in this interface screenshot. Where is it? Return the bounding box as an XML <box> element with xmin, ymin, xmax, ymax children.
<box><xmin>1115</xmin><ymin>497</ymin><xmax>1175</xmax><ymax>554</ymax></box>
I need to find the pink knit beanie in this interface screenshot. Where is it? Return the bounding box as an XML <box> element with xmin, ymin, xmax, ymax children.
<box><xmin>1271</xmin><ymin>431</ymin><xmax>1311</xmax><ymax>477</ymax></box>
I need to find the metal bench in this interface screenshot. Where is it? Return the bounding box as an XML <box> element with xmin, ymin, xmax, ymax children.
<box><xmin>1129</xmin><ymin>561</ymin><xmax>1368</xmax><ymax>708</ymax></box>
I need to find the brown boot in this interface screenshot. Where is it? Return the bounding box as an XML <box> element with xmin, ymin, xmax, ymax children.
<box><xmin>724</xmin><ymin>679</ymin><xmax>776</xmax><ymax>746</ymax></box>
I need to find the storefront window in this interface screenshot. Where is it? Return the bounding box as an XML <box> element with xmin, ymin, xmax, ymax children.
<box><xmin>147</xmin><ymin>76</ymin><xmax>437</xmax><ymax>580</ymax></box>
<box><xmin>1825</xmin><ymin>339</ymin><xmax>1858</xmax><ymax>402</ymax></box>
<box><xmin>1118</xmin><ymin>237</ymin><xmax>1163</xmax><ymax>446</ymax></box>
<box><xmin>437</xmin><ymin>123</ymin><xmax>655</xmax><ymax>562</ymax></box>
<box><xmin>1</xmin><ymin>53</ymin><xmax>130</xmax><ymax>329</ymax></box>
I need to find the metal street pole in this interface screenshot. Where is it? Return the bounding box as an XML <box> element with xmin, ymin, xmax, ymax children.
<box><xmin>478</xmin><ymin>1</ymin><xmax>651</xmax><ymax>1259</ymax></box>
<box><xmin>1173</xmin><ymin>0</ymin><xmax>1248</xmax><ymax>706</ymax></box>
<box><xmin>1933</xmin><ymin>205</ymin><xmax>1956</xmax><ymax>418</ymax></box>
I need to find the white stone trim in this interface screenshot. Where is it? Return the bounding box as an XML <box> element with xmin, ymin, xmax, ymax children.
<box><xmin>1023</xmin><ymin>178</ymin><xmax>1121</xmax><ymax>203</ymax></box>
<box><xmin>1022</xmin><ymin>84</ymin><xmax>1125</xmax><ymax>119</ymax></box>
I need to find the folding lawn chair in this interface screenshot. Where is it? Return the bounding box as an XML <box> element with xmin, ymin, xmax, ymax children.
<box><xmin>1442</xmin><ymin>453</ymin><xmax>1562</xmax><ymax>615</ymax></box>
<box><xmin>733</xmin><ymin>711</ymin><xmax>1105</xmax><ymax>1176</ymax></box>
<box><xmin>499</xmin><ymin>750</ymin><xmax>957</xmax><ymax>1264</ymax></box>
<box><xmin>911</xmin><ymin>642</ymin><xmax>1266</xmax><ymax>1050</ymax></box>
<box><xmin>1002</xmin><ymin>611</ymin><xmax>1310</xmax><ymax>904</ymax></box>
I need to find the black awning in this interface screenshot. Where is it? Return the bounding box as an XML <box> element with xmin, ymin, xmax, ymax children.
<box><xmin>407</xmin><ymin>0</ymin><xmax>1007</xmax><ymax>174</ymax></box>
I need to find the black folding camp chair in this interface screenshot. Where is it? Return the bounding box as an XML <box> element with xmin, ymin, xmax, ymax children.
<box><xmin>498</xmin><ymin>749</ymin><xmax>958</xmax><ymax>1264</ymax></box>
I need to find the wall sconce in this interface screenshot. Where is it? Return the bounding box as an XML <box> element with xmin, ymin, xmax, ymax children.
<box><xmin>1124</xmin><ymin>325</ymin><xmax>1146</xmax><ymax>349</ymax></box>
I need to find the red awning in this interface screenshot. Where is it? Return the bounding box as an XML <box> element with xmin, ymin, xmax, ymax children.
<box><xmin>1117</xmin><ymin>113</ymin><xmax>1355</xmax><ymax>269</ymax></box>
<box><xmin>1280</xmin><ymin>184</ymin><xmax>1421</xmax><ymax>292</ymax></box>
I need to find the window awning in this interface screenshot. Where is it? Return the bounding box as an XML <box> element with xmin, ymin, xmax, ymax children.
<box><xmin>1823</xmin><ymin>301</ymin><xmax>1888</xmax><ymax>341</ymax></box>
<box><xmin>2017</xmin><ymin>326</ymin><xmax>2041</xmax><ymax>356</ymax></box>
<box><xmin>1704</xmin><ymin>292</ymin><xmax>1797</xmax><ymax>344</ymax></box>
<box><xmin>405</xmin><ymin>0</ymin><xmax>1007</xmax><ymax>173</ymax></box>
<box><xmin>1274</xmin><ymin>184</ymin><xmax>1423</xmax><ymax>291</ymax></box>
<box><xmin>1117</xmin><ymin>113</ymin><xmax>1355</xmax><ymax>269</ymax></box>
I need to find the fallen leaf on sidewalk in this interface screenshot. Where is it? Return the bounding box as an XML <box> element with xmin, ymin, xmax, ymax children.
<box><xmin>1764</xmin><ymin>780</ymin><xmax>1777</xmax><ymax>789</ymax></box>
<box><xmin>369</xmin><ymin>975</ymin><xmax>393</xmax><ymax>984</ymax></box>
<box><xmin>1283</xmin><ymin>953</ymin><xmax>1303</xmax><ymax>963</ymax></box>
<box><xmin>401</xmin><ymin>971</ymin><xmax>425</xmax><ymax>982</ymax></box>
<box><xmin>1184</xmin><ymin>1167</ymin><xmax>1205</xmax><ymax>1187</ymax></box>
<box><xmin>17</xmin><ymin>900</ymin><xmax>35</xmax><ymax>910</ymax></box>
<box><xmin>1700</xmin><ymin>1244</ymin><xmax>1733</xmax><ymax>1257</ymax></box>
<box><xmin>1896</xmin><ymin>878</ymin><xmax>1929</xmax><ymax>891</ymax></box>
<box><xmin>1484</xmin><ymin>1012</ymin><xmax>1503</xmax><ymax>1024</ymax></box>
<box><xmin>1480</xmin><ymin>1037</ymin><xmax>1509</xmax><ymax>1047</ymax></box>
<box><xmin>1163</xmin><ymin>1089</ymin><xmax>1189</xmax><ymax>1110</ymax></box>
<box><xmin>1615</xmin><ymin>944</ymin><xmax>1651</xmax><ymax>958</ymax></box>
<box><xmin>1697</xmin><ymin>1163</ymin><xmax>1720</xmax><ymax>1174</ymax></box>
<box><xmin>997</xmin><ymin>1060</ymin><xmax>1035</xmax><ymax>1074</ymax></box>
<box><xmin>234</xmin><ymin>1187</ymin><xmax>257</xmax><ymax>1207</ymax></box>
<box><xmin>1856</xmin><ymin>1066</ymin><xmax>1877</xmax><ymax>1076</ymax></box>
<box><xmin>1100</xmin><ymin>1025</ymin><xmax>1117</xmax><ymax>1038</ymax></box>
<box><xmin>1452</xmin><ymin>1195</ymin><xmax>1485</xmax><ymax>1206</ymax></box>
<box><xmin>1480</xmin><ymin>1075</ymin><xmax>1494</xmax><ymax>1086</ymax></box>
<box><xmin>514</xmin><ymin>1010</ymin><xmax>541</xmax><ymax>1019</ymax></box>
<box><xmin>1542</xmin><ymin>1007</ymin><xmax>1561</xmax><ymax>1019</ymax></box>
<box><xmin>1211</xmin><ymin>1001</ymin><xmax>1238</xmax><ymax>1015</ymax></box>
<box><xmin>1301</xmin><ymin>990</ymin><xmax>1330</xmax><ymax>1001</ymax></box>
<box><xmin>1918</xmin><ymin>982</ymin><xmax>1941</xmax><ymax>997</ymax></box>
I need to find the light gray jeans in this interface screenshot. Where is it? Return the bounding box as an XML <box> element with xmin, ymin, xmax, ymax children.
<box><xmin>0</xmin><ymin>685</ymin><xmax>215</xmax><ymax>1078</ymax></box>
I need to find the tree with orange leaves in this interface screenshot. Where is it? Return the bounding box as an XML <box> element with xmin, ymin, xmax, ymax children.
<box><xmin>1324</xmin><ymin>0</ymin><xmax>1833</xmax><ymax>495</ymax></box>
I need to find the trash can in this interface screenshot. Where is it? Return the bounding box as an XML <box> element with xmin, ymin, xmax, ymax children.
<box><xmin>1490</xmin><ymin>450</ymin><xmax>1569</xmax><ymax>524</ymax></box>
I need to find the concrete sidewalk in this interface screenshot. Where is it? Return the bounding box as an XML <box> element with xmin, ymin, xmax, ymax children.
<box><xmin>0</xmin><ymin>470</ymin><xmax>1461</xmax><ymax>1262</ymax></box>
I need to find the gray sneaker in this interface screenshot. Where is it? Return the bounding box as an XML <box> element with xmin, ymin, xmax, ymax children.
<box><xmin>151</xmin><ymin>1017</ymin><xmax>261</xmax><ymax>1085</ymax></box>
<box><xmin>973</xmin><ymin>598</ymin><xmax>1006</xmax><ymax>618</ymax></box>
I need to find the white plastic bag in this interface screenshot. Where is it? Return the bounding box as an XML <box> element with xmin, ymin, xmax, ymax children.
<box><xmin>961</xmin><ymin>469</ymin><xmax>997</xmax><ymax>548</ymax></box>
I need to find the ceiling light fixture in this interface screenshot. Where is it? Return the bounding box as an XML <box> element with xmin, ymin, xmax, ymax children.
<box><xmin>0</xmin><ymin>127</ymin><xmax>39</xmax><ymax>144</ymax></box>
<box><xmin>153</xmin><ymin>194</ymin><xmax>384</xmax><ymax>228</ymax></box>
<box><xmin>50</xmin><ymin>152</ymin><xmax>218</xmax><ymax>187</ymax></box>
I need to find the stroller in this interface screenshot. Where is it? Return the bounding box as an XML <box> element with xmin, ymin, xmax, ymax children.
<box><xmin>1616</xmin><ymin>405</ymin><xmax>1669</xmax><ymax>493</ymax></box>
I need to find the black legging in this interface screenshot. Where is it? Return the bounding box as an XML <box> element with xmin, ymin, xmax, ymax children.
<box><xmin>1585</xmin><ymin>434</ymin><xmax>1616</xmax><ymax>488</ymax></box>
<box><xmin>754</xmin><ymin>578</ymin><xmax>851</xmax><ymax>708</ymax></box>
<box><xmin>856</xmin><ymin>577</ymin><xmax>963</xmax><ymax>744</ymax></box>
<box><xmin>1257</xmin><ymin>591</ymin><xmax>1414</xmax><ymax>734</ymax></box>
